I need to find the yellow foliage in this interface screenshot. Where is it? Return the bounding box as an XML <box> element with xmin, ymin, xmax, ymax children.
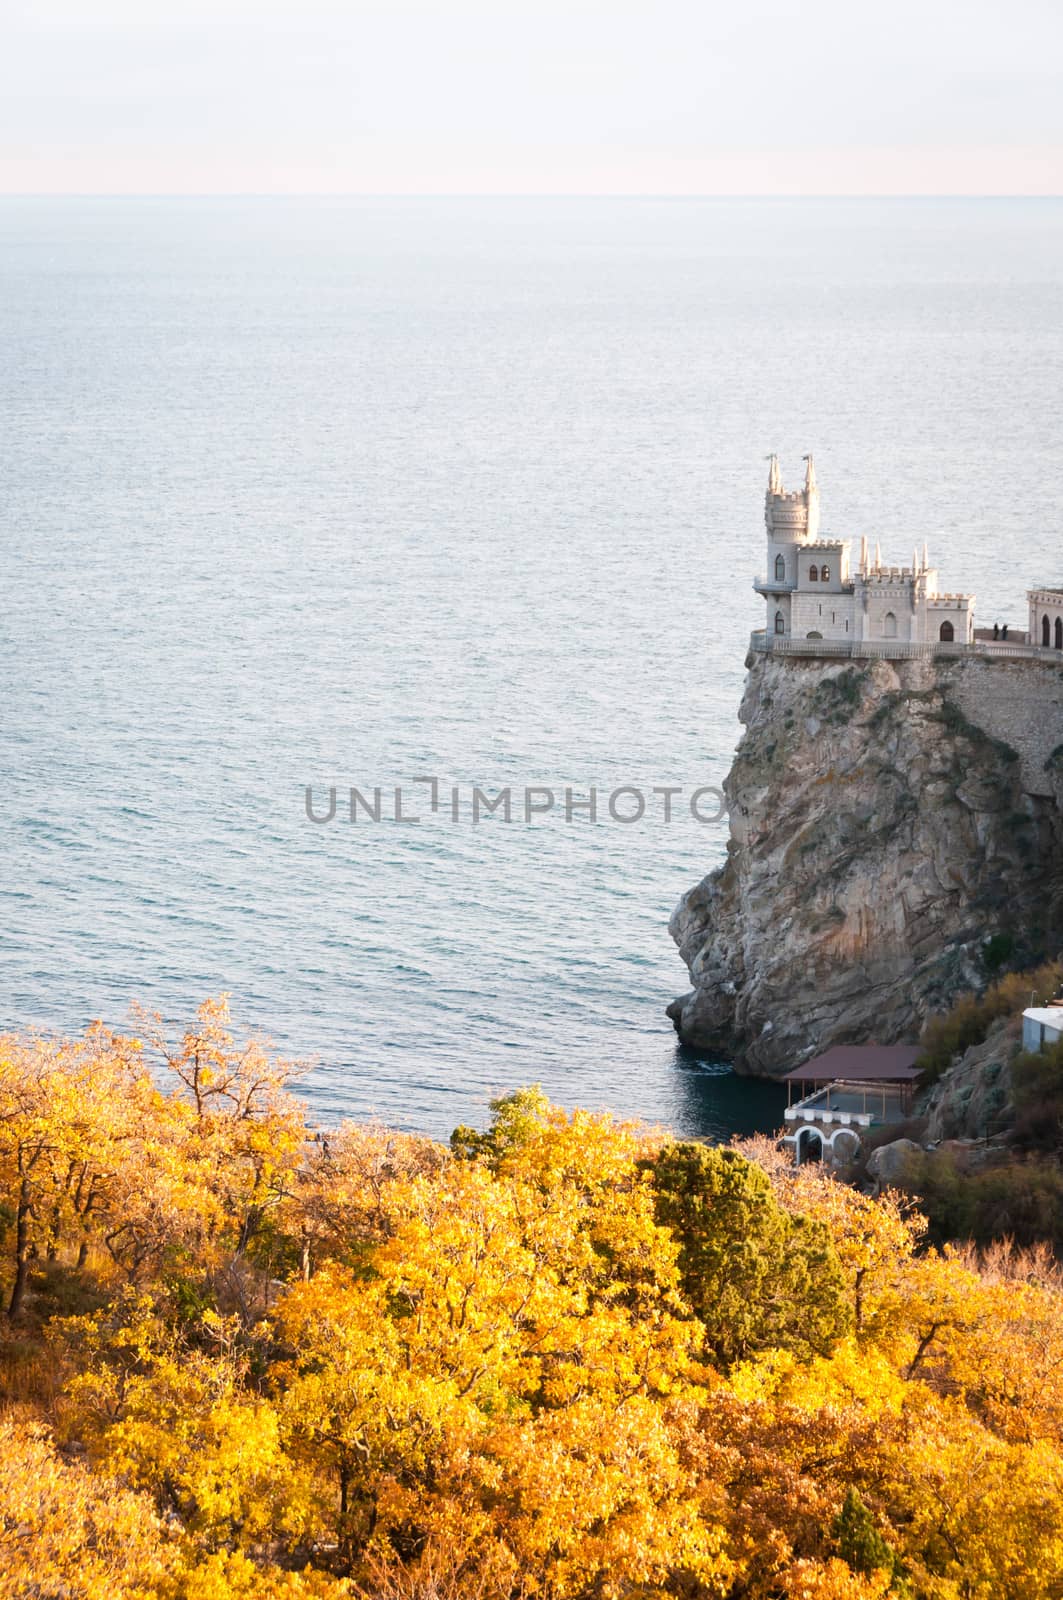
<box><xmin>60</xmin><ymin>1296</ymin><xmax>316</xmax><ymax>1549</ymax></box>
<box><xmin>3</xmin><ymin>1008</ymin><xmax>1063</xmax><ymax>1599</ymax></box>
<box><xmin>172</xmin><ymin>1550</ymin><xmax>352</xmax><ymax>1599</ymax></box>
<box><xmin>0</xmin><ymin>1414</ymin><xmax>178</xmax><ymax>1598</ymax></box>
<box><xmin>780</xmin><ymin>1559</ymin><xmax>892</xmax><ymax>1599</ymax></box>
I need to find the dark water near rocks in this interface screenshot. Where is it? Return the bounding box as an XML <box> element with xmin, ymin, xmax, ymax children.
<box><xmin>2</xmin><ymin>197</ymin><xmax>1061</xmax><ymax>1138</ymax></box>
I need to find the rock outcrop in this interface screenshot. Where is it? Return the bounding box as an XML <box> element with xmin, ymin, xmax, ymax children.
<box><xmin>669</xmin><ymin>651</ymin><xmax>1063</xmax><ymax>1076</ymax></box>
<box><xmin>866</xmin><ymin>1139</ymin><xmax>924</xmax><ymax>1190</ymax></box>
<box><xmin>920</xmin><ymin>1020</ymin><xmax>1019</xmax><ymax>1142</ymax></box>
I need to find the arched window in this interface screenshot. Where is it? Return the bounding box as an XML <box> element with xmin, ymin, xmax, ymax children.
<box><xmin>1056</xmin><ymin>617</ymin><xmax>1063</xmax><ymax>651</ymax></box>
<box><xmin>1043</xmin><ymin>614</ymin><xmax>1051</xmax><ymax>647</ymax></box>
<box><xmin>774</xmin><ymin>553</ymin><xmax>785</xmax><ymax>582</ymax></box>
<box><xmin>809</xmin><ymin>565</ymin><xmax>819</xmax><ymax>582</ymax></box>
<box><xmin>883</xmin><ymin>611</ymin><xmax>898</xmax><ymax>639</ymax></box>
<box><xmin>939</xmin><ymin>620</ymin><xmax>954</xmax><ymax>642</ymax></box>
<box><xmin>821</xmin><ymin>565</ymin><xmax>831</xmax><ymax>582</ymax></box>
<box><xmin>774</xmin><ymin>610</ymin><xmax>785</xmax><ymax>635</ymax></box>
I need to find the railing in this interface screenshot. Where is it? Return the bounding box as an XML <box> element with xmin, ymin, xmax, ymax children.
<box><xmin>750</xmin><ymin>632</ymin><xmax>1063</xmax><ymax>664</ymax></box>
<box><xmin>753</xmin><ymin>573</ymin><xmax>797</xmax><ymax>592</ymax></box>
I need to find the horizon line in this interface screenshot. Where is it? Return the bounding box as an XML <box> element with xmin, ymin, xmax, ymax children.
<box><xmin>3</xmin><ymin>191</ymin><xmax>1063</xmax><ymax>201</ymax></box>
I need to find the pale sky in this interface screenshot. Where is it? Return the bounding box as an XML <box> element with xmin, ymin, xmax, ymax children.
<box><xmin>3</xmin><ymin>0</ymin><xmax>1062</xmax><ymax>194</ymax></box>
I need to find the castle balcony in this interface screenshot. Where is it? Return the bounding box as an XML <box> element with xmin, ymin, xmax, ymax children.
<box><xmin>753</xmin><ymin>573</ymin><xmax>796</xmax><ymax>595</ymax></box>
<box><xmin>749</xmin><ymin>632</ymin><xmax>1063</xmax><ymax>664</ymax></box>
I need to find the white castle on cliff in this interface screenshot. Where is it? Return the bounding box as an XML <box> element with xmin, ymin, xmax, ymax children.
<box><xmin>755</xmin><ymin>455</ymin><xmax>976</xmax><ymax>645</ymax></box>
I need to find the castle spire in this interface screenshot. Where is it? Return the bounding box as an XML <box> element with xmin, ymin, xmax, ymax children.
<box><xmin>860</xmin><ymin>534</ymin><xmax>869</xmax><ymax>574</ymax></box>
<box><xmin>875</xmin><ymin>541</ymin><xmax>882</xmax><ymax>570</ymax></box>
<box><xmin>767</xmin><ymin>454</ymin><xmax>782</xmax><ymax>494</ymax></box>
<box><xmin>803</xmin><ymin>453</ymin><xmax>817</xmax><ymax>494</ymax></box>
<box><xmin>923</xmin><ymin>541</ymin><xmax>930</xmax><ymax>570</ymax></box>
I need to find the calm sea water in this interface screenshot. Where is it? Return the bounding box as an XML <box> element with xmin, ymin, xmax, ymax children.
<box><xmin>2</xmin><ymin>198</ymin><xmax>1062</xmax><ymax>1139</ymax></box>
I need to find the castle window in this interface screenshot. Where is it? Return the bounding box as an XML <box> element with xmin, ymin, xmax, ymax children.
<box><xmin>821</xmin><ymin>565</ymin><xmax>830</xmax><ymax>582</ymax></box>
<box><xmin>808</xmin><ymin>565</ymin><xmax>819</xmax><ymax>582</ymax></box>
<box><xmin>1043</xmin><ymin>614</ymin><xmax>1051</xmax><ymax>647</ymax></box>
<box><xmin>883</xmin><ymin>611</ymin><xmax>898</xmax><ymax>639</ymax></box>
<box><xmin>939</xmin><ymin>620</ymin><xmax>955</xmax><ymax>642</ymax></box>
<box><xmin>1056</xmin><ymin>617</ymin><xmax>1063</xmax><ymax>651</ymax></box>
<box><xmin>774</xmin><ymin>610</ymin><xmax>785</xmax><ymax>635</ymax></box>
<box><xmin>774</xmin><ymin>554</ymin><xmax>786</xmax><ymax>581</ymax></box>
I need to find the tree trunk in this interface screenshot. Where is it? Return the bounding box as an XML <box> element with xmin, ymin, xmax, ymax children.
<box><xmin>8</xmin><ymin>1180</ymin><xmax>33</xmax><ymax>1319</ymax></box>
<box><xmin>46</xmin><ymin>1197</ymin><xmax>62</xmax><ymax>1261</ymax></box>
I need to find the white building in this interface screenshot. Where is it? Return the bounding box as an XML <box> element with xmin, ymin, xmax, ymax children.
<box><xmin>1028</xmin><ymin>587</ymin><xmax>1063</xmax><ymax>653</ymax></box>
<box><xmin>755</xmin><ymin>456</ymin><xmax>975</xmax><ymax>646</ymax></box>
<box><xmin>1022</xmin><ymin>1005</ymin><xmax>1063</xmax><ymax>1053</ymax></box>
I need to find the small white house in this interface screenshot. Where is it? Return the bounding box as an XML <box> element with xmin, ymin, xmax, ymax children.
<box><xmin>1022</xmin><ymin>1006</ymin><xmax>1063</xmax><ymax>1053</ymax></box>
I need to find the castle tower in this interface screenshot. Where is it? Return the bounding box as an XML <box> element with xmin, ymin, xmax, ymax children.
<box><xmin>757</xmin><ymin>454</ymin><xmax>825</xmax><ymax>637</ymax></box>
<box><xmin>764</xmin><ymin>453</ymin><xmax>820</xmax><ymax>543</ymax></box>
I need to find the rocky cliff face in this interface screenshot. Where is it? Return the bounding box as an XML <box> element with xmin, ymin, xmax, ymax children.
<box><xmin>919</xmin><ymin>1020</ymin><xmax>1018</xmax><ymax>1142</ymax></box>
<box><xmin>669</xmin><ymin>651</ymin><xmax>1063</xmax><ymax>1076</ymax></box>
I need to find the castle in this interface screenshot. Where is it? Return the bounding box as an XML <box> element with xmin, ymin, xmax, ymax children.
<box><xmin>755</xmin><ymin>455</ymin><xmax>1063</xmax><ymax>656</ymax></box>
<box><xmin>755</xmin><ymin>455</ymin><xmax>975</xmax><ymax>646</ymax></box>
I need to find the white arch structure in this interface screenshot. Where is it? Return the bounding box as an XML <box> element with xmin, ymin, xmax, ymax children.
<box><xmin>793</xmin><ymin>1124</ymin><xmax>863</xmax><ymax>1168</ymax></box>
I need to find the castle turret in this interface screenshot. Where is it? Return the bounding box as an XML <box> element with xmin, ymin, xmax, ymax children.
<box><xmin>765</xmin><ymin>454</ymin><xmax>820</xmax><ymax>543</ymax></box>
<box><xmin>757</xmin><ymin>454</ymin><xmax>828</xmax><ymax>637</ymax></box>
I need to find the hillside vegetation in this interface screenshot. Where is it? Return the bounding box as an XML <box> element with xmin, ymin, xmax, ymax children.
<box><xmin>3</xmin><ymin>998</ymin><xmax>1063</xmax><ymax>1599</ymax></box>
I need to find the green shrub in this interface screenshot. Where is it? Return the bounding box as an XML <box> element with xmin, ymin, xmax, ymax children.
<box><xmin>982</xmin><ymin>932</ymin><xmax>1016</xmax><ymax>973</ymax></box>
<box><xmin>835</xmin><ymin>1487</ymin><xmax>905</xmax><ymax>1588</ymax></box>
<box><xmin>649</xmin><ymin>1143</ymin><xmax>851</xmax><ymax>1369</ymax></box>
<box><xmin>1011</xmin><ymin>1040</ymin><xmax>1063</xmax><ymax>1153</ymax></box>
<box><xmin>898</xmin><ymin>1151</ymin><xmax>1063</xmax><ymax>1251</ymax></box>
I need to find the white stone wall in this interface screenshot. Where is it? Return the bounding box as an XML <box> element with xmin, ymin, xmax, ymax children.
<box><xmin>791</xmin><ymin>591</ymin><xmax>857</xmax><ymax>639</ymax></box>
<box><xmin>858</xmin><ymin>582</ymin><xmax>918</xmax><ymax>643</ymax></box>
<box><xmin>926</xmin><ymin>598</ymin><xmax>975</xmax><ymax>644</ymax></box>
<box><xmin>795</xmin><ymin>543</ymin><xmax>847</xmax><ymax>590</ymax></box>
<box><xmin>765</xmin><ymin>537</ymin><xmax>798</xmax><ymax>587</ymax></box>
<box><xmin>1029</xmin><ymin>588</ymin><xmax>1063</xmax><ymax>651</ymax></box>
<box><xmin>768</xmin><ymin>594</ymin><xmax>793</xmax><ymax>635</ymax></box>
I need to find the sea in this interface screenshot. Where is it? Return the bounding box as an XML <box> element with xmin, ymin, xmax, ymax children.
<box><xmin>2</xmin><ymin>197</ymin><xmax>1062</xmax><ymax>1140</ymax></box>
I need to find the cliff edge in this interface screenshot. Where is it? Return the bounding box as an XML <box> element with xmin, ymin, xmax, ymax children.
<box><xmin>669</xmin><ymin>650</ymin><xmax>1063</xmax><ymax>1076</ymax></box>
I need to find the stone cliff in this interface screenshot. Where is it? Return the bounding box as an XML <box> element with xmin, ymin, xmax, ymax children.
<box><xmin>669</xmin><ymin>650</ymin><xmax>1063</xmax><ymax>1076</ymax></box>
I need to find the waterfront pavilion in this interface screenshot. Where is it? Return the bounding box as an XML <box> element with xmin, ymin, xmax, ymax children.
<box><xmin>781</xmin><ymin>1044</ymin><xmax>922</xmax><ymax>1168</ymax></box>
